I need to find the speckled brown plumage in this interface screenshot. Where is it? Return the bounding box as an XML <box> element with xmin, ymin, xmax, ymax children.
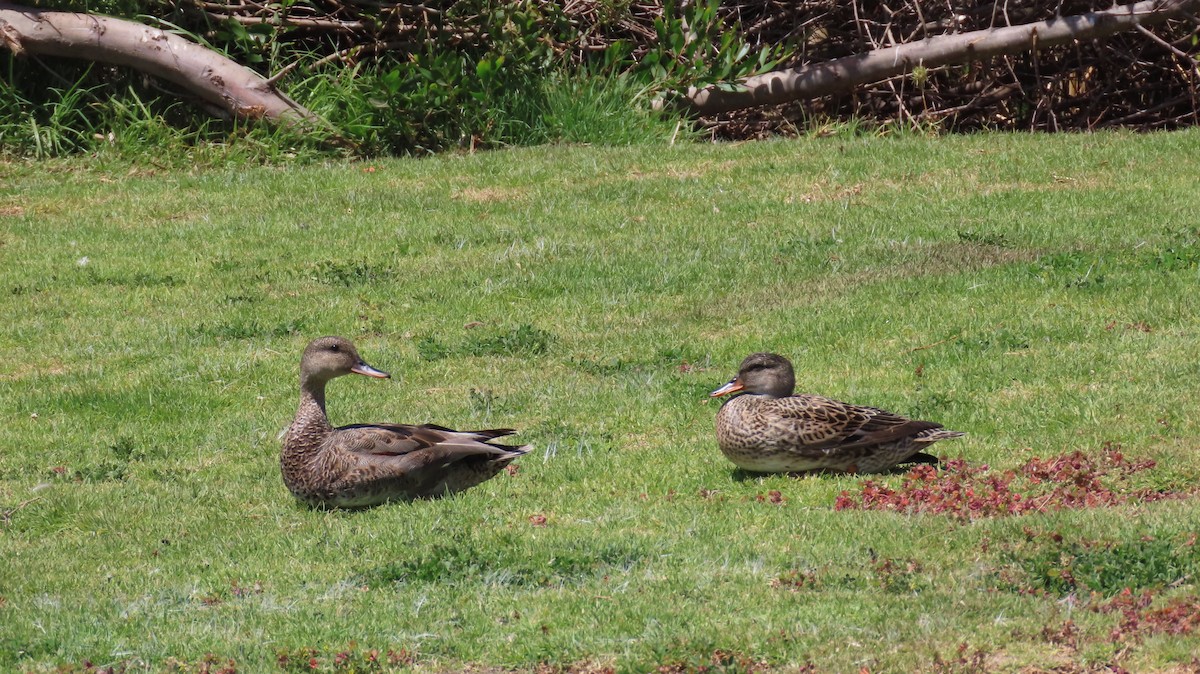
<box><xmin>711</xmin><ymin>353</ymin><xmax>964</xmax><ymax>474</ymax></box>
<box><xmin>280</xmin><ymin>336</ymin><xmax>528</xmax><ymax>507</ymax></box>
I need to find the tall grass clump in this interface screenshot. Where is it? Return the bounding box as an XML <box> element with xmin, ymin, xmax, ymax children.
<box><xmin>0</xmin><ymin>53</ymin><xmax>340</xmax><ymax>163</ymax></box>
<box><xmin>516</xmin><ymin>69</ymin><xmax>687</xmax><ymax>146</ymax></box>
<box><xmin>292</xmin><ymin>57</ymin><xmax>688</xmax><ymax>155</ymax></box>
<box><xmin>0</xmin><ymin>64</ymin><xmax>97</xmax><ymax>158</ymax></box>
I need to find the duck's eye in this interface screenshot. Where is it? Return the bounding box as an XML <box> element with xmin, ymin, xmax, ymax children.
<box><xmin>329</xmin><ymin>344</ymin><xmax>340</xmax><ymax>352</ymax></box>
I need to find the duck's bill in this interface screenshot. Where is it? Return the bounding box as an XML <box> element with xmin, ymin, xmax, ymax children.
<box><xmin>709</xmin><ymin>379</ymin><xmax>743</xmax><ymax>397</ymax></box>
<box><xmin>351</xmin><ymin>362</ymin><xmax>391</xmax><ymax>378</ymax></box>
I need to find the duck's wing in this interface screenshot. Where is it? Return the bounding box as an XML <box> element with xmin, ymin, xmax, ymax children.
<box><xmin>333</xmin><ymin>423</ymin><xmax>526</xmax><ymax>461</ymax></box>
<box><xmin>329</xmin><ymin>423</ymin><xmax>529</xmax><ymax>502</ymax></box>
<box><xmin>764</xmin><ymin>395</ymin><xmax>942</xmax><ymax>451</ymax></box>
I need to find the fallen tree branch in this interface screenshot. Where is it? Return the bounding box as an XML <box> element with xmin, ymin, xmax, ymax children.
<box><xmin>212</xmin><ymin>13</ymin><xmax>369</xmax><ymax>31</ymax></box>
<box><xmin>1135</xmin><ymin>23</ymin><xmax>1195</xmax><ymax>60</ymax></box>
<box><xmin>0</xmin><ymin>1</ymin><xmax>317</xmax><ymax>124</ymax></box>
<box><xmin>685</xmin><ymin>0</ymin><xmax>1200</xmax><ymax>115</ymax></box>
<box><xmin>1098</xmin><ymin>92</ymin><xmax>1197</xmax><ymax>126</ymax></box>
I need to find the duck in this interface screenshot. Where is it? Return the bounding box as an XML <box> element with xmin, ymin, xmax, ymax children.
<box><xmin>280</xmin><ymin>336</ymin><xmax>528</xmax><ymax>507</ymax></box>
<box><xmin>710</xmin><ymin>353</ymin><xmax>964</xmax><ymax>474</ymax></box>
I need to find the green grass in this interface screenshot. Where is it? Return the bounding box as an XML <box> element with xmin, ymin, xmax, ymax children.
<box><xmin>2</xmin><ymin>131</ymin><xmax>1200</xmax><ymax>673</ymax></box>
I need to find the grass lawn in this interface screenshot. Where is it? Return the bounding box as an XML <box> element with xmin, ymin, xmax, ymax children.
<box><xmin>2</xmin><ymin>130</ymin><xmax>1199</xmax><ymax>673</ymax></box>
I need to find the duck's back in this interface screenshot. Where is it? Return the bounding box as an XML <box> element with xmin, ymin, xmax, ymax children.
<box><xmin>715</xmin><ymin>393</ymin><xmax>947</xmax><ymax>473</ymax></box>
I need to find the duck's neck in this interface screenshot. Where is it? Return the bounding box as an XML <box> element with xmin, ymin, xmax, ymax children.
<box><xmin>286</xmin><ymin>379</ymin><xmax>333</xmax><ymax>455</ymax></box>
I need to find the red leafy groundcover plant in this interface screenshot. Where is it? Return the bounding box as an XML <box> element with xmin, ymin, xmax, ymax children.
<box><xmin>1096</xmin><ymin>588</ymin><xmax>1200</xmax><ymax>643</ymax></box>
<box><xmin>834</xmin><ymin>450</ymin><xmax>1184</xmax><ymax>521</ymax></box>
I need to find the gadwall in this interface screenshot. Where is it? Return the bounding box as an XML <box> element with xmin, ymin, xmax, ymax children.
<box><xmin>710</xmin><ymin>353</ymin><xmax>964</xmax><ymax>474</ymax></box>
<box><xmin>281</xmin><ymin>336</ymin><xmax>528</xmax><ymax>507</ymax></box>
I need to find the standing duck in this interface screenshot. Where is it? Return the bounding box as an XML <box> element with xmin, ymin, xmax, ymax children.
<box><xmin>280</xmin><ymin>336</ymin><xmax>528</xmax><ymax>507</ymax></box>
<box><xmin>710</xmin><ymin>353</ymin><xmax>963</xmax><ymax>474</ymax></box>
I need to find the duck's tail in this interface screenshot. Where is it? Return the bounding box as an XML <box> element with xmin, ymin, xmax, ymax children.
<box><xmin>421</xmin><ymin>424</ymin><xmax>531</xmax><ymax>456</ymax></box>
<box><xmin>915</xmin><ymin>428</ymin><xmax>966</xmax><ymax>443</ymax></box>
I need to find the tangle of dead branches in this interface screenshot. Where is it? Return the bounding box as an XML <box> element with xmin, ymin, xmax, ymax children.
<box><xmin>179</xmin><ymin>0</ymin><xmax>1200</xmax><ymax>135</ymax></box>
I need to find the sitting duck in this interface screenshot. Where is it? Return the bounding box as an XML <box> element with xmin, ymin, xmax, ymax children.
<box><xmin>710</xmin><ymin>353</ymin><xmax>963</xmax><ymax>474</ymax></box>
<box><xmin>280</xmin><ymin>336</ymin><xmax>528</xmax><ymax>507</ymax></box>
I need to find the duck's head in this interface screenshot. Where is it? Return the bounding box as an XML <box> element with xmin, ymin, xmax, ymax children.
<box><xmin>300</xmin><ymin>336</ymin><xmax>390</xmax><ymax>385</ymax></box>
<box><xmin>710</xmin><ymin>352</ymin><xmax>795</xmax><ymax>399</ymax></box>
